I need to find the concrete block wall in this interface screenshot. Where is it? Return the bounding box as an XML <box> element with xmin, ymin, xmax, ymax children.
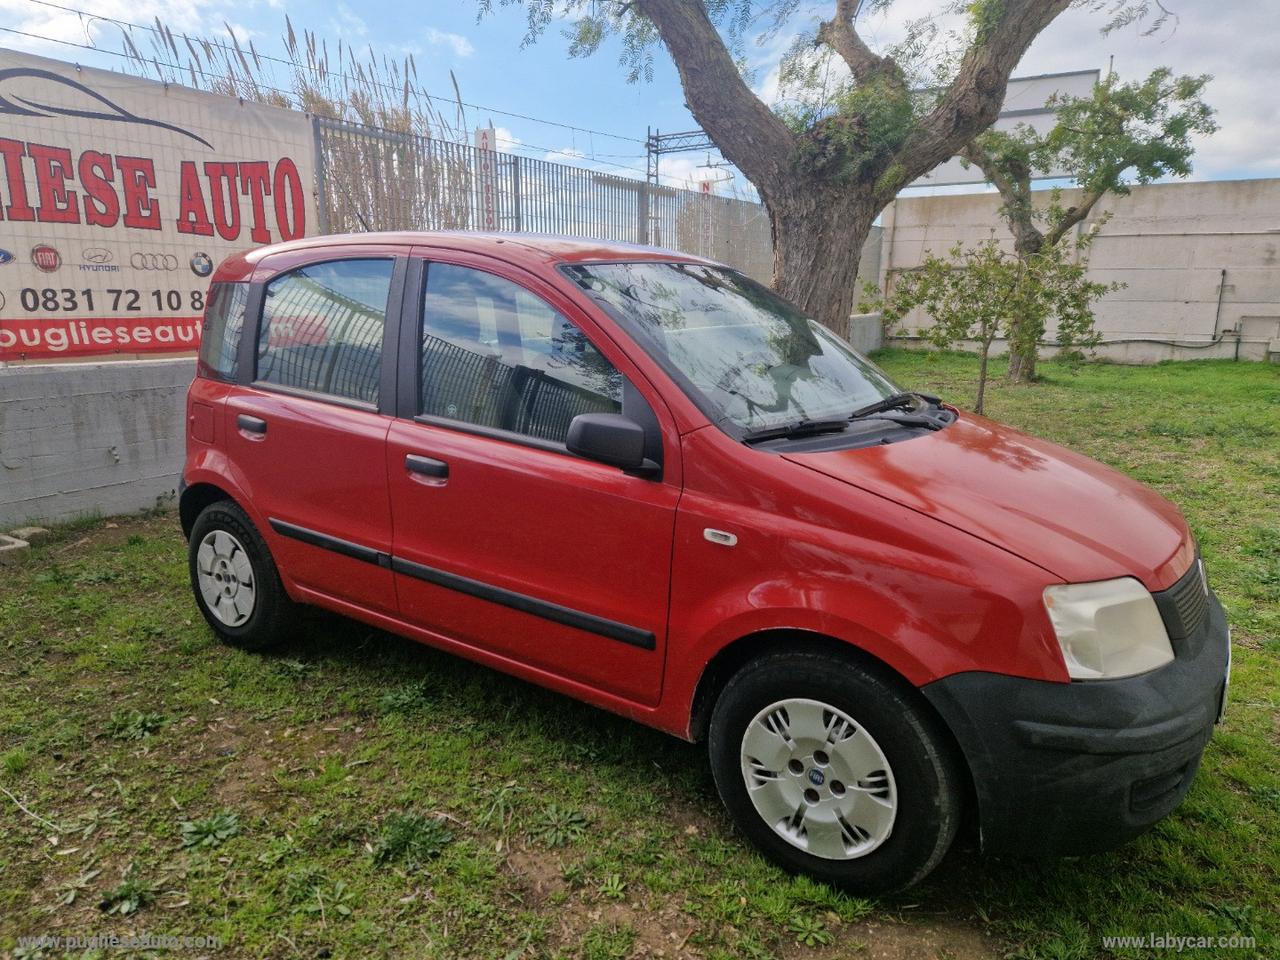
<box><xmin>0</xmin><ymin>359</ymin><xmax>194</xmax><ymax>527</ymax></box>
<box><xmin>881</xmin><ymin>178</ymin><xmax>1280</xmax><ymax>362</ymax></box>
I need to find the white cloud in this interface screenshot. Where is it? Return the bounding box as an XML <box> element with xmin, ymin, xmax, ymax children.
<box><xmin>425</xmin><ymin>26</ymin><xmax>474</xmax><ymax>59</ymax></box>
<box><xmin>492</xmin><ymin>125</ymin><xmax>521</xmax><ymax>151</ymax></box>
<box><xmin>330</xmin><ymin>4</ymin><xmax>368</xmax><ymax>39</ymax></box>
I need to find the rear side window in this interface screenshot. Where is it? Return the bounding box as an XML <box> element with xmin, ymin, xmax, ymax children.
<box><xmin>256</xmin><ymin>259</ymin><xmax>393</xmax><ymax>405</ymax></box>
<box><xmin>197</xmin><ymin>282</ymin><xmax>248</xmax><ymax>381</ymax></box>
<box><xmin>419</xmin><ymin>263</ymin><xmax>622</xmax><ymax>444</ymax></box>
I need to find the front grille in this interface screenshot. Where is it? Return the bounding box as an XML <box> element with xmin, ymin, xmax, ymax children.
<box><xmin>1154</xmin><ymin>555</ymin><xmax>1210</xmax><ymax>649</ymax></box>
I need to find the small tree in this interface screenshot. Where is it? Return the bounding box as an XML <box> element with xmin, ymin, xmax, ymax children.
<box><xmin>884</xmin><ymin>233</ymin><xmax>1117</xmax><ymax>414</ymax></box>
<box><xmin>961</xmin><ymin>67</ymin><xmax>1216</xmax><ymax>381</ymax></box>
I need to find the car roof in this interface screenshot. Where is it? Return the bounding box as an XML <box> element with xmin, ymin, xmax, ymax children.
<box><xmin>214</xmin><ymin>231</ymin><xmax>719</xmax><ymax>281</ymax></box>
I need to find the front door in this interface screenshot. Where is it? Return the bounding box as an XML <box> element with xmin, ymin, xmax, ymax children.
<box><xmin>385</xmin><ymin>254</ymin><xmax>678</xmax><ymax>705</ymax></box>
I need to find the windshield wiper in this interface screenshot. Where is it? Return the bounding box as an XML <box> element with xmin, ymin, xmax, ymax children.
<box><xmin>848</xmin><ymin>391</ymin><xmax>939</xmax><ymax>420</ymax></box>
<box><xmin>741</xmin><ymin>417</ymin><xmax>851</xmax><ymax>445</ymax></box>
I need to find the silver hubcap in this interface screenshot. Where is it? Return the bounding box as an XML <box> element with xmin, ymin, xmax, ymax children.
<box><xmin>196</xmin><ymin>530</ymin><xmax>256</xmax><ymax>627</ymax></box>
<box><xmin>739</xmin><ymin>698</ymin><xmax>897</xmax><ymax>860</ymax></box>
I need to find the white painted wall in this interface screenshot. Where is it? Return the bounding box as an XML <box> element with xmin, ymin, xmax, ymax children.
<box><xmin>0</xmin><ymin>359</ymin><xmax>194</xmax><ymax>527</ymax></box>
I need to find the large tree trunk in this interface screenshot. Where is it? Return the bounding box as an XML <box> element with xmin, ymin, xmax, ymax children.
<box><xmin>771</xmin><ymin>184</ymin><xmax>877</xmax><ymax>332</ymax></box>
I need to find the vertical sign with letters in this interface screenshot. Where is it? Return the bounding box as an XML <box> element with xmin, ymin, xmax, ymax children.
<box><xmin>473</xmin><ymin>125</ymin><xmax>499</xmax><ymax>232</ymax></box>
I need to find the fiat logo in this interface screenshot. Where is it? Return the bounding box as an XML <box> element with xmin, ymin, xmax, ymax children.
<box><xmin>31</xmin><ymin>244</ymin><xmax>61</xmax><ymax>272</ymax></box>
<box><xmin>808</xmin><ymin>768</ymin><xmax>825</xmax><ymax>786</ymax></box>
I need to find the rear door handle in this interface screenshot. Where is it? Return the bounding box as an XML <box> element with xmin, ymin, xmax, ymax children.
<box><xmin>236</xmin><ymin>414</ymin><xmax>267</xmax><ymax>436</ymax></box>
<box><xmin>405</xmin><ymin>454</ymin><xmax>449</xmax><ymax>480</ymax></box>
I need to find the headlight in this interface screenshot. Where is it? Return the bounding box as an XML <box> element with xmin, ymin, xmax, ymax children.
<box><xmin>1043</xmin><ymin>578</ymin><xmax>1174</xmax><ymax>680</ymax></box>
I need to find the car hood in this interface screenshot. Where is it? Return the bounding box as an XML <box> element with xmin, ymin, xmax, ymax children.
<box><xmin>785</xmin><ymin>412</ymin><xmax>1193</xmax><ymax>591</ymax></box>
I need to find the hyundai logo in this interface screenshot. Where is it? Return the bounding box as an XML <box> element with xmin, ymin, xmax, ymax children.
<box><xmin>83</xmin><ymin>247</ymin><xmax>113</xmax><ymax>264</ymax></box>
<box><xmin>130</xmin><ymin>252</ymin><xmax>179</xmax><ymax>270</ymax></box>
<box><xmin>808</xmin><ymin>768</ymin><xmax>825</xmax><ymax>787</ymax></box>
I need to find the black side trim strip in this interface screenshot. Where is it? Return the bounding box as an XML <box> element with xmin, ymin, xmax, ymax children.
<box><xmin>268</xmin><ymin>518</ymin><xmax>390</xmax><ymax>569</ymax></box>
<box><xmin>390</xmin><ymin>556</ymin><xmax>657</xmax><ymax>650</ymax></box>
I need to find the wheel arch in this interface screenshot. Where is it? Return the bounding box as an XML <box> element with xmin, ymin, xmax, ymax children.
<box><xmin>179</xmin><ymin>481</ymin><xmax>238</xmax><ymax>539</ymax></box>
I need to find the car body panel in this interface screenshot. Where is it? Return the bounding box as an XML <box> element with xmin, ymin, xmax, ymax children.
<box><xmin>785</xmin><ymin>412</ymin><xmax>1193</xmax><ymax>592</ymax></box>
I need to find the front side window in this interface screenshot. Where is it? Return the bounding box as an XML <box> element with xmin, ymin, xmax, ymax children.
<box><xmin>197</xmin><ymin>282</ymin><xmax>248</xmax><ymax>381</ymax></box>
<box><xmin>257</xmin><ymin>259</ymin><xmax>393</xmax><ymax>404</ymax></box>
<box><xmin>419</xmin><ymin>263</ymin><xmax>622</xmax><ymax>443</ymax></box>
<box><xmin>565</xmin><ymin>262</ymin><xmax>901</xmax><ymax>435</ymax></box>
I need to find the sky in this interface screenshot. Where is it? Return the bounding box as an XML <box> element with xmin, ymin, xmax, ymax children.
<box><xmin>1</xmin><ymin>0</ymin><xmax>1276</xmax><ymax>199</ymax></box>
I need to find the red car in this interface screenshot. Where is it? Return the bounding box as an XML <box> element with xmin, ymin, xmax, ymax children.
<box><xmin>181</xmin><ymin>232</ymin><xmax>1230</xmax><ymax>892</ymax></box>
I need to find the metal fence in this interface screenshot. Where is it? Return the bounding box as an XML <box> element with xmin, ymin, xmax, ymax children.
<box><xmin>313</xmin><ymin>118</ymin><xmax>774</xmax><ymax>283</ymax></box>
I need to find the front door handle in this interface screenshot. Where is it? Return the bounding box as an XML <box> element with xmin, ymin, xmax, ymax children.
<box><xmin>405</xmin><ymin>454</ymin><xmax>449</xmax><ymax>481</ymax></box>
<box><xmin>236</xmin><ymin>414</ymin><xmax>267</xmax><ymax>436</ymax></box>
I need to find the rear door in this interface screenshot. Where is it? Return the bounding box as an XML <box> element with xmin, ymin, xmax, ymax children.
<box><xmin>384</xmin><ymin>251</ymin><xmax>680</xmax><ymax>705</ymax></box>
<box><xmin>224</xmin><ymin>249</ymin><xmax>406</xmax><ymax>614</ymax></box>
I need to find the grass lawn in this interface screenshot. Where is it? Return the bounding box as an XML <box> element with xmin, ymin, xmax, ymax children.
<box><xmin>1</xmin><ymin>351</ymin><xmax>1276</xmax><ymax>960</ymax></box>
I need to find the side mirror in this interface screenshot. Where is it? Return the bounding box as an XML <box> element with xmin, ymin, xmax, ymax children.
<box><xmin>566</xmin><ymin>413</ymin><xmax>658</xmax><ymax>476</ymax></box>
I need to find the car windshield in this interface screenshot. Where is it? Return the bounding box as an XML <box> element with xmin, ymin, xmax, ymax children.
<box><xmin>563</xmin><ymin>261</ymin><xmax>901</xmax><ymax>434</ymax></box>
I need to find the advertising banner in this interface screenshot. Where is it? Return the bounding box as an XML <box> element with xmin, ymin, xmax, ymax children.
<box><xmin>0</xmin><ymin>48</ymin><xmax>318</xmax><ymax>360</ymax></box>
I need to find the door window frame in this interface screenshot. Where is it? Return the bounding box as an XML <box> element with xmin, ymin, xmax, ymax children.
<box><xmin>238</xmin><ymin>252</ymin><xmax>408</xmax><ymax>416</ymax></box>
<box><xmin>395</xmin><ymin>252</ymin><xmax>665</xmax><ymax>469</ymax></box>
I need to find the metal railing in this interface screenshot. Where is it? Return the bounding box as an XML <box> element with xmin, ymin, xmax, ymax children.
<box><xmin>313</xmin><ymin>117</ymin><xmax>774</xmax><ymax>283</ymax></box>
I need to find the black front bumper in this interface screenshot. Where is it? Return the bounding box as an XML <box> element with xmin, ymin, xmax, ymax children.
<box><xmin>922</xmin><ymin>586</ymin><xmax>1229</xmax><ymax>857</ymax></box>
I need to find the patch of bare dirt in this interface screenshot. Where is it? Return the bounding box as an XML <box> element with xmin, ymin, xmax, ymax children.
<box><xmin>504</xmin><ymin>845</ymin><xmax>567</xmax><ymax>906</ymax></box>
<box><xmin>781</xmin><ymin>916</ymin><xmax>1000</xmax><ymax>960</ymax></box>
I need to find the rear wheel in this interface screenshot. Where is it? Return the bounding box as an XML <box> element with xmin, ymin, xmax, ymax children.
<box><xmin>188</xmin><ymin>500</ymin><xmax>295</xmax><ymax>650</ymax></box>
<box><xmin>708</xmin><ymin>650</ymin><xmax>962</xmax><ymax>893</ymax></box>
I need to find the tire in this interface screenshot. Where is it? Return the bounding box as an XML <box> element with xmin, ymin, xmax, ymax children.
<box><xmin>188</xmin><ymin>500</ymin><xmax>296</xmax><ymax>651</ymax></box>
<box><xmin>708</xmin><ymin>650</ymin><xmax>963</xmax><ymax>894</ymax></box>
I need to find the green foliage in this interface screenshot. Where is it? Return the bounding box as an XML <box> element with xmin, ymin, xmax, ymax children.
<box><xmin>369</xmin><ymin>811</ymin><xmax>455</xmax><ymax>869</ymax></box>
<box><xmin>969</xmin><ymin>67</ymin><xmax>1217</xmax><ymax>230</ymax></box>
<box><xmin>180</xmin><ymin>810</ymin><xmax>241</xmax><ymax>848</ymax></box>
<box><xmin>97</xmin><ymin>863</ymin><xmax>155</xmax><ymax>915</ymax></box>
<box><xmin>528</xmin><ymin>802</ymin><xmax>588</xmax><ymax>847</ymax></box>
<box><xmin>106</xmin><ymin>709</ymin><xmax>166</xmax><ymax>740</ymax></box>
<box><xmin>789</xmin><ymin>78</ymin><xmax>917</xmax><ymax>183</ymax></box>
<box><xmin>884</xmin><ymin>234</ymin><xmax>1117</xmax><ymax>411</ymax></box>
<box><xmin>968</xmin><ymin>0</ymin><xmax>1005</xmax><ymax>43</ymax></box>
<box><xmin>1046</xmin><ymin>68</ymin><xmax>1217</xmax><ymax>196</ymax></box>
<box><xmin>961</xmin><ymin>67</ymin><xmax>1213</xmax><ymax>378</ymax></box>
<box><xmin>598</xmin><ymin>873</ymin><xmax>627</xmax><ymax>900</ymax></box>
<box><xmin>787</xmin><ymin>912</ymin><xmax>833</xmax><ymax>947</ymax></box>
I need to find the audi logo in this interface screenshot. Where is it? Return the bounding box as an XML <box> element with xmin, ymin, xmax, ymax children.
<box><xmin>130</xmin><ymin>252</ymin><xmax>179</xmax><ymax>270</ymax></box>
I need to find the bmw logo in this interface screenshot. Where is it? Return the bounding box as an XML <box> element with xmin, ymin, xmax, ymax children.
<box><xmin>190</xmin><ymin>252</ymin><xmax>214</xmax><ymax>277</ymax></box>
<box><xmin>808</xmin><ymin>768</ymin><xmax>825</xmax><ymax>787</ymax></box>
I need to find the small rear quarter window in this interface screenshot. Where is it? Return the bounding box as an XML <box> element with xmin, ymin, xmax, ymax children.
<box><xmin>198</xmin><ymin>282</ymin><xmax>249</xmax><ymax>381</ymax></box>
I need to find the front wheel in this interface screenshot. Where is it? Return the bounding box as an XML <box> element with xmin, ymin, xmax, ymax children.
<box><xmin>708</xmin><ymin>650</ymin><xmax>963</xmax><ymax>893</ymax></box>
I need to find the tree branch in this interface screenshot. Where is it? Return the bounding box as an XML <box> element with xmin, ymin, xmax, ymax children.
<box><xmin>634</xmin><ymin>0</ymin><xmax>796</xmax><ymax>198</ymax></box>
<box><xmin>1044</xmin><ymin>185</ymin><xmax>1108</xmax><ymax>246</ymax></box>
<box><xmin>960</xmin><ymin>140</ymin><xmax>1044</xmax><ymax>255</ymax></box>
<box><xmin>888</xmin><ymin>0</ymin><xmax>1073</xmax><ymax>201</ymax></box>
<box><xmin>817</xmin><ymin>0</ymin><xmax>904</xmax><ymax>87</ymax></box>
